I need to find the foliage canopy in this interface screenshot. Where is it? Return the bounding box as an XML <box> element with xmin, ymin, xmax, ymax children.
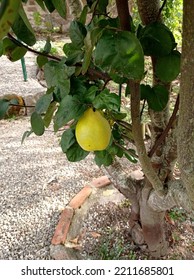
<box><xmin>0</xmin><ymin>0</ymin><xmax>181</xmax><ymax>167</ymax></box>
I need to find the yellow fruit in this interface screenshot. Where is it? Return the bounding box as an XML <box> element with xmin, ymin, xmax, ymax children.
<box><xmin>75</xmin><ymin>108</ymin><xmax>111</xmax><ymax>151</ymax></box>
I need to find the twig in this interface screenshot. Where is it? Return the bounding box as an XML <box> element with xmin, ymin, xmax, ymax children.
<box><xmin>8</xmin><ymin>33</ymin><xmax>61</xmax><ymax>61</ymax></box>
<box><xmin>9</xmin><ymin>103</ymin><xmax>35</xmax><ymax>108</ymax></box>
<box><xmin>8</xmin><ymin>33</ymin><xmax>111</xmax><ymax>83</ymax></box>
<box><xmin>114</xmin><ymin>141</ymin><xmax>138</xmax><ymax>158</ymax></box>
<box><xmin>156</xmin><ymin>0</ymin><xmax>167</xmax><ymax>21</ymax></box>
<box><xmin>140</xmin><ymin>99</ymin><xmax>146</xmax><ymax>121</ymax></box>
<box><xmin>116</xmin><ymin>120</ymin><xmax>132</xmax><ymax>130</ymax></box>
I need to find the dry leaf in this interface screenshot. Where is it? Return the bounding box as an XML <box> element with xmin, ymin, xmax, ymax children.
<box><xmin>90</xmin><ymin>231</ymin><xmax>101</xmax><ymax>238</ymax></box>
<box><xmin>69</xmin><ymin>236</ymin><xmax>79</xmax><ymax>244</ymax></box>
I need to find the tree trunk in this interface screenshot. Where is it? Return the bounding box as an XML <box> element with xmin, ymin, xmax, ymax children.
<box><xmin>132</xmin><ymin>0</ymin><xmax>170</xmax><ymax>257</ymax></box>
<box><xmin>115</xmin><ymin>0</ymin><xmax>173</xmax><ymax>257</ymax></box>
<box><xmin>178</xmin><ymin>0</ymin><xmax>194</xmax><ymax>207</ymax></box>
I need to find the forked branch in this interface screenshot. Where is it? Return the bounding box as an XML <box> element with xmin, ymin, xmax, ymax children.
<box><xmin>115</xmin><ymin>0</ymin><xmax>165</xmax><ymax>195</ymax></box>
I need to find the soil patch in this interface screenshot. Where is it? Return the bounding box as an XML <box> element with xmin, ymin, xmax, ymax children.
<box><xmin>79</xmin><ymin>201</ymin><xmax>194</xmax><ymax>260</ymax></box>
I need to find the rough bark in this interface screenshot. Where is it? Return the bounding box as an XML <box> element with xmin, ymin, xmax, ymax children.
<box><xmin>114</xmin><ymin>0</ymin><xmax>168</xmax><ymax>257</ymax></box>
<box><xmin>135</xmin><ymin>0</ymin><xmax>169</xmax><ymax>257</ymax></box>
<box><xmin>130</xmin><ymin>81</ymin><xmax>165</xmax><ymax>195</ymax></box>
<box><xmin>177</xmin><ymin>0</ymin><xmax>194</xmax><ymax>207</ymax></box>
<box><xmin>136</xmin><ymin>0</ymin><xmax>161</xmax><ymax>25</ymax></box>
<box><xmin>139</xmin><ymin>181</ymin><xmax>168</xmax><ymax>257</ymax></box>
<box><xmin>148</xmin><ymin>179</ymin><xmax>193</xmax><ymax>213</ymax></box>
<box><xmin>105</xmin><ymin>160</ymin><xmax>193</xmax><ymax>213</ymax></box>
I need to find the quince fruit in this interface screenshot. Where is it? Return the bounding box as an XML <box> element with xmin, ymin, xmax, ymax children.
<box><xmin>75</xmin><ymin>108</ymin><xmax>111</xmax><ymax>151</ymax></box>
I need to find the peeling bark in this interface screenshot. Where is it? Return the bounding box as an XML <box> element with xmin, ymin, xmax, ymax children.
<box><xmin>139</xmin><ymin>182</ymin><xmax>168</xmax><ymax>257</ymax></box>
<box><xmin>148</xmin><ymin>180</ymin><xmax>193</xmax><ymax>213</ymax></box>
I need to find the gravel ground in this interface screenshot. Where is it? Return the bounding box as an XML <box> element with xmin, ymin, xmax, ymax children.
<box><xmin>0</xmin><ymin>54</ymin><xmax>44</xmax><ymax>96</ymax></box>
<box><xmin>0</xmin><ymin>52</ymin><xmax>104</xmax><ymax>259</ymax></box>
<box><xmin>0</xmin><ymin>117</ymin><xmax>104</xmax><ymax>259</ymax></box>
<box><xmin>80</xmin><ymin>202</ymin><xmax>194</xmax><ymax>260</ymax></box>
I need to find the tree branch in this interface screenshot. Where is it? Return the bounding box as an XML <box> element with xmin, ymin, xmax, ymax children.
<box><xmin>115</xmin><ymin>0</ymin><xmax>131</xmax><ymax>31</ymax></box>
<box><xmin>148</xmin><ymin>95</ymin><xmax>179</xmax><ymax>157</ymax></box>
<box><xmin>8</xmin><ymin>33</ymin><xmax>61</xmax><ymax>61</ymax></box>
<box><xmin>7</xmin><ymin>33</ymin><xmax>111</xmax><ymax>83</ymax></box>
<box><xmin>130</xmin><ymin>81</ymin><xmax>165</xmax><ymax>195</ymax></box>
<box><xmin>115</xmin><ymin>0</ymin><xmax>165</xmax><ymax>195</ymax></box>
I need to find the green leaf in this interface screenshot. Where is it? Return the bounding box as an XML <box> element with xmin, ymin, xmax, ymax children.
<box><xmin>147</xmin><ymin>85</ymin><xmax>169</xmax><ymax>112</ymax></box>
<box><xmin>0</xmin><ymin>0</ymin><xmax>21</xmax><ymax>40</ymax></box>
<box><xmin>125</xmin><ymin>83</ymin><xmax>130</xmax><ymax>96</ymax></box>
<box><xmin>43</xmin><ymin>37</ymin><xmax>51</xmax><ymax>53</ymax></box>
<box><xmin>140</xmin><ymin>84</ymin><xmax>152</xmax><ymax>100</ymax></box>
<box><xmin>98</xmin><ymin>18</ymin><xmax>120</xmax><ymax>29</ymax></box>
<box><xmin>43</xmin><ymin>101</ymin><xmax>57</xmax><ymax>127</ymax></box>
<box><xmin>54</xmin><ymin>95</ymin><xmax>87</xmax><ymax>131</ymax></box>
<box><xmin>37</xmin><ymin>55</ymin><xmax>48</xmax><ymax>68</ymax></box>
<box><xmin>124</xmin><ymin>150</ymin><xmax>138</xmax><ymax>163</ymax></box>
<box><xmin>63</xmin><ymin>43</ymin><xmax>83</xmax><ymax>65</ymax></box>
<box><xmin>2</xmin><ymin>37</ymin><xmax>27</xmax><ymax>61</ymax></box>
<box><xmin>87</xmin><ymin>0</ymin><xmax>109</xmax><ymax>15</ymax></box>
<box><xmin>94</xmin><ymin>150</ymin><xmax>113</xmax><ymax>166</ymax></box>
<box><xmin>60</xmin><ymin>129</ymin><xmax>76</xmax><ymax>153</ymax></box>
<box><xmin>66</xmin><ymin>143</ymin><xmax>89</xmax><ymax>162</ymax></box>
<box><xmin>69</xmin><ymin>21</ymin><xmax>87</xmax><ymax>48</ymax></box>
<box><xmin>44</xmin><ymin>61</ymin><xmax>74</xmax><ymax>98</ymax></box>
<box><xmin>82</xmin><ymin>31</ymin><xmax>93</xmax><ymax>74</ymax></box>
<box><xmin>0</xmin><ymin>40</ymin><xmax>3</xmax><ymax>56</ymax></box>
<box><xmin>79</xmin><ymin>5</ymin><xmax>88</xmax><ymax>25</ymax></box>
<box><xmin>0</xmin><ymin>98</ymin><xmax>9</xmax><ymax>119</ymax></box>
<box><xmin>6</xmin><ymin>45</ymin><xmax>27</xmax><ymax>62</ymax></box>
<box><xmin>31</xmin><ymin>111</ymin><xmax>45</xmax><ymax>136</ymax></box>
<box><xmin>12</xmin><ymin>5</ymin><xmax>36</xmax><ymax>46</ymax></box>
<box><xmin>139</xmin><ymin>22</ymin><xmax>176</xmax><ymax>57</ymax></box>
<box><xmin>110</xmin><ymin>111</ymin><xmax>127</xmax><ymax>121</ymax></box>
<box><xmin>93</xmin><ymin>89</ymin><xmax>120</xmax><ymax>110</ymax></box>
<box><xmin>43</xmin><ymin>0</ymin><xmax>55</xmax><ymax>12</ymax></box>
<box><xmin>94</xmin><ymin>29</ymin><xmax>144</xmax><ymax>80</ymax></box>
<box><xmin>86</xmin><ymin>0</ymin><xmax>95</xmax><ymax>8</ymax></box>
<box><xmin>51</xmin><ymin>0</ymin><xmax>66</xmax><ymax>19</ymax></box>
<box><xmin>35</xmin><ymin>0</ymin><xmax>45</xmax><ymax>10</ymax></box>
<box><xmin>69</xmin><ymin>76</ymin><xmax>87</xmax><ymax>97</ymax></box>
<box><xmin>90</xmin><ymin>26</ymin><xmax>104</xmax><ymax>45</ymax></box>
<box><xmin>81</xmin><ymin>27</ymin><xmax>104</xmax><ymax>74</ymax></box>
<box><xmin>84</xmin><ymin>86</ymin><xmax>98</xmax><ymax>103</ymax></box>
<box><xmin>53</xmin><ymin>88</ymin><xmax>62</xmax><ymax>102</ymax></box>
<box><xmin>21</xmin><ymin>130</ymin><xmax>33</xmax><ymax>144</ymax></box>
<box><xmin>95</xmin><ymin>0</ymin><xmax>108</xmax><ymax>14</ymax></box>
<box><xmin>112</xmin><ymin>124</ymin><xmax>122</xmax><ymax>140</ymax></box>
<box><xmin>35</xmin><ymin>91</ymin><xmax>53</xmax><ymax>114</ymax></box>
<box><xmin>155</xmin><ymin>50</ymin><xmax>181</xmax><ymax>82</ymax></box>
<box><xmin>107</xmin><ymin>144</ymin><xmax>123</xmax><ymax>158</ymax></box>
<box><xmin>109</xmin><ymin>73</ymin><xmax>127</xmax><ymax>84</ymax></box>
